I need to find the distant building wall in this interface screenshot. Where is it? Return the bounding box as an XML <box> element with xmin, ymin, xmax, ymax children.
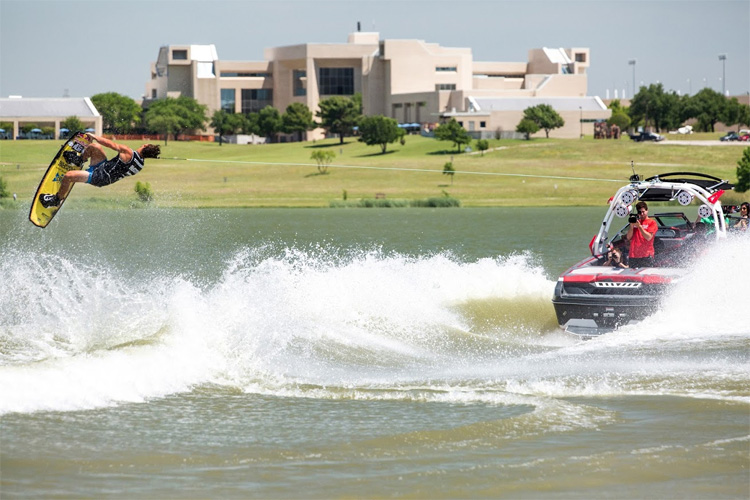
<box><xmin>144</xmin><ymin>36</ymin><xmax>608</xmax><ymax>139</ymax></box>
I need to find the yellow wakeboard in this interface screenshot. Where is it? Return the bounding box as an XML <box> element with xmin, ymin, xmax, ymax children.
<box><xmin>29</xmin><ymin>131</ymin><xmax>92</xmax><ymax>228</ymax></box>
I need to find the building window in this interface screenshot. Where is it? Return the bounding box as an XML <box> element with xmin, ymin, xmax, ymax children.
<box><xmin>319</xmin><ymin>67</ymin><xmax>354</xmax><ymax>95</ymax></box>
<box><xmin>391</xmin><ymin>103</ymin><xmax>402</xmax><ymax>119</ymax></box>
<box><xmin>241</xmin><ymin>88</ymin><xmax>273</xmax><ymax>113</ymax></box>
<box><xmin>293</xmin><ymin>70</ymin><xmax>306</xmax><ymax>96</ymax></box>
<box><xmin>480</xmin><ymin>121</ymin><xmax>486</xmax><ymax>128</ymax></box>
<box><xmin>435</xmin><ymin>83</ymin><xmax>456</xmax><ymax>91</ymax></box>
<box><xmin>151</xmin><ymin>89</ymin><xmax>157</xmax><ymax>99</ymax></box>
<box><xmin>221</xmin><ymin>89</ymin><xmax>236</xmax><ymax>113</ymax></box>
<box><xmin>220</xmin><ymin>72</ymin><xmax>271</xmax><ymax>78</ymax></box>
<box><xmin>416</xmin><ymin>102</ymin><xmax>426</xmax><ymax>123</ymax></box>
<box><xmin>172</xmin><ymin>49</ymin><xmax>188</xmax><ymax>60</ymax></box>
<box><xmin>435</xmin><ymin>66</ymin><xmax>457</xmax><ymax>72</ymax></box>
<box><xmin>575</xmin><ymin>53</ymin><xmax>586</xmax><ymax>63</ymax></box>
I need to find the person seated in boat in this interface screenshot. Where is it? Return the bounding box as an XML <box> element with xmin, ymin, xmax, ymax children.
<box><xmin>625</xmin><ymin>201</ymin><xmax>658</xmax><ymax>268</ymax></box>
<box><xmin>603</xmin><ymin>247</ymin><xmax>628</xmax><ymax>269</ymax></box>
<box><xmin>733</xmin><ymin>202</ymin><xmax>748</xmax><ymax>231</ymax></box>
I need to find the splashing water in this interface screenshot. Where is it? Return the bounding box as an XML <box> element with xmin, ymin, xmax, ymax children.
<box><xmin>1</xmin><ymin>220</ymin><xmax>747</xmax><ymax>414</ymax></box>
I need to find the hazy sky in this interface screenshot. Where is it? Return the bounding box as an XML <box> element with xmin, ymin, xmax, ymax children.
<box><xmin>1</xmin><ymin>0</ymin><xmax>748</xmax><ymax>101</ymax></box>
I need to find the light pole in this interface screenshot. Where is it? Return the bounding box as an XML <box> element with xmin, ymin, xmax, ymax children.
<box><xmin>628</xmin><ymin>59</ymin><xmax>636</xmax><ymax>98</ymax></box>
<box><xmin>579</xmin><ymin>106</ymin><xmax>583</xmax><ymax>138</ymax></box>
<box><xmin>718</xmin><ymin>54</ymin><xmax>727</xmax><ymax>95</ymax></box>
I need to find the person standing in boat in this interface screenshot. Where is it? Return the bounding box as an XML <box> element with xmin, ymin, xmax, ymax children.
<box><xmin>626</xmin><ymin>201</ymin><xmax>658</xmax><ymax>267</ymax></box>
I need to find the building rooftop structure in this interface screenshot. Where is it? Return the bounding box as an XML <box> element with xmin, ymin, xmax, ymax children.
<box><xmin>0</xmin><ymin>97</ymin><xmax>102</xmax><ymax>139</ymax></box>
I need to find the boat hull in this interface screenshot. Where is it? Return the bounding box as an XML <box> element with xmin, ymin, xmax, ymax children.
<box><xmin>552</xmin><ymin>256</ymin><xmax>684</xmax><ymax>338</ymax></box>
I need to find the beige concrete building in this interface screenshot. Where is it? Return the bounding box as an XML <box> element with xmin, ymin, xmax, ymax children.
<box><xmin>145</xmin><ymin>33</ymin><xmax>610</xmax><ymax>139</ymax></box>
<box><xmin>0</xmin><ymin>97</ymin><xmax>102</xmax><ymax>140</ymax></box>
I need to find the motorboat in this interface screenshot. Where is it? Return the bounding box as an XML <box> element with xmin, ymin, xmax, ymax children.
<box><xmin>552</xmin><ymin>171</ymin><xmax>737</xmax><ymax>339</ymax></box>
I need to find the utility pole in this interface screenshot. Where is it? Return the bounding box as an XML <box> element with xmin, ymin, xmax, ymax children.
<box><xmin>628</xmin><ymin>59</ymin><xmax>637</xmax><ymax>98</ymax></box>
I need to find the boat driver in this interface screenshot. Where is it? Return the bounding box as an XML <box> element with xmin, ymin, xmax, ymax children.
<box><xmin>625</xmin><ymin>201</ymin><xmax>658</xmax><ymax>267</ymax></box>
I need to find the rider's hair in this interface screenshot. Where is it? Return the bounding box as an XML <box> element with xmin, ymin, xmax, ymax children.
<box><xmin>141</xmin><ymin>144</ymin><xmax>161</xmax><ymax>159</ymax></box>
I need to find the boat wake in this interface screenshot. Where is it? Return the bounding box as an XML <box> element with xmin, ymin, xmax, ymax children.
<box><xmin>1</xmin><ymin>236</ymin><xmax>747</xmax><ymax>414</ymax></box>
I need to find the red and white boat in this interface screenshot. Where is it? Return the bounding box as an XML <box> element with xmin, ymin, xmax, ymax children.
<box><xmin>552</xmin><ymin>171</ymin><xmax>736</xmax><ymax>338</ymax></box>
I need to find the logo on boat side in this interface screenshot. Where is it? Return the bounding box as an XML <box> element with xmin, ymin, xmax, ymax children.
<box><xmin>593</xmin><ymin>282</ymin><xmax>642</xmax><ymax>288</ymax></box>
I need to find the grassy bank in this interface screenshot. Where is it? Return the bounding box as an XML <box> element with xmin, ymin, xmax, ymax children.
<box><xmin>0</xmin><ymin>134</ymin><xmax>746</xmax><ymax>208</ymax></box>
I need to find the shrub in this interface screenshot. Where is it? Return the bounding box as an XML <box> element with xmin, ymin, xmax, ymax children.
<box><xmin>608</xmin><ymin>111</ymin><xmax>631</xmax><ymax>131</ymax></box>
<box><xmin>443</xmin><ymin>161</ymin><xmax>455</xmax><ymax>184</ymax></box>
<box><xmin>310</xmin><ymin>150</ymin><xmax>336</xmax><ymax>174</ymax></box>
<box><xmin>0</xmin><ymin>175</ymin><xmax>9</xmax><ymax>198</ymax></box>
<box><xmin>329</xmin><ymin>196</ymin><xmax>460</xmax><ymax>208</ymax></box>
<box><xmin>476</xmin><ymin>139</ymin><xmax>489</xmax><ymax>156</ymax></box>
<box><xmin>134</xmin><ymin>181</ymin><xmax>154</xmax><ymax>202</ymax></box>
<box><xmin>412</xmin><ymin>197</ymin><xmax>461</xmax><ymax>208</ymax></box>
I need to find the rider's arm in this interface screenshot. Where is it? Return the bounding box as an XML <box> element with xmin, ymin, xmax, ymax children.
<box><xmin>88</xmin><ymin>134</ymin><xmax>133</xmax><ymax>157</ymax></box>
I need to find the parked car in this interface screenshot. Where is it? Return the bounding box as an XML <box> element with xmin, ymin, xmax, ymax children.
<box><xmin>720</xmin><ymin>131</ymin><xmax>740</xmax><ymax>141</ymax></box>
<box><xmin>629</xmin><ymin>131</ymin><xmax>664</xmax><ymax>142</ymax></box>
<box><xmin>739</xmin><ymin>133</ymin><xmax>750</xmax><ymax>142</ymax></box>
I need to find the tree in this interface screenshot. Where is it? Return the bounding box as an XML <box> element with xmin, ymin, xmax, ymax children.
<box><xmin>357</xmin><ymin>115</ymin><xmax>404</xmax><ymax>153</ymax></box>
<box><xmin>257</xmin><ymin>106</ymin><xmax>283</xmax><ymax>142</ymax></box>
<box><xmin>476</xmin><ymin>139</ymin><xmax>489</xmax><ymax>156</ymax></box>
<box><xmin>282</xmin><ymin>102</ymin><xmax>315</xmax><ymax>142</ymax></box>
<box><xmin>721</xmin><ymin>98</ymin><xmax>750</xmax><ymax>132</ymax></box>
<box><xmin>516</xmin><ymin>118</ymin><xmax>539</xmax><ymax>140</ymax></box>
<box><xmin>523</xmin><ymin>104</ymin><xmax>564</xmax><ymax>138</ymax></box>
<box><xmin>316</xmin><ymin>96</ymin><xmax>360</xmax><ymax>144</ymax></box>
<box><xmin>738</xmin><ymin>104</ymin><xmax>750</xmax><ymax>131</ymax></box>
<box><xmin>310</xmin><ymin>150</ymin><xmax>335</xmax><ymax>174</ymax></box>
<box><xmin>736</xmin><ymin>147</ymin><xmax>750</xmax><ymax>193</ymax></box>
<box><xmin>351</xmin><ymin>92</ymin><xmax>363</xmax><ymax>115</ymax></box>
<box><xmin>144</xmin><ymin>100</ymin><xmax>182</xmax><ymax>144</ymax></box>
<box><xmin>681</xmin><ymin>88</ymin><xmax>727</xmax><ymax>132</ymax></box>
<box><xmin>434</xmin><ymin>119</ymin><xmax>472</xmax><ymax>153</ymax></box>
<box><xmin>91</xmin><ymin>92</ymin><xmax>141</xmax><ymax>133</ymax></box>
<box><xmin>628</xmin><ymin>84</ymin><xmax>685</xmax><ymax>132</ymax></box>
<box><xmin>608</xmin><ymin>111</ymin><xmax>631</xmax><ymax>131</ymax></box>
<box><xmin>608</xmin><ymin>99</ymin><xmax>626</xmax><ymax>114</ymax></box>
<box><xmin>443</xmin><ymin>161</ymin><xmax>455</xmax><ymax>184</ymax></box>
<box><xmin>240</xmin><ymin>112</ymin><xmax>260</xmax><ymax>137</ymax></box>
<box><xmin>144</xmin><ymin>97</ymin><xmax>208</xmax><ymax>143</ymax></box>
<box><xmin>61</xmin><ymin>116</ymin><xmax>84</xmax><ymax>135</ymax></box>
<box><xmin>210</xmin><ymin>110</ymin><xmax>246</xmax><ymax>145</ymax></box>
<box><xmin>172</xmin><ymin>96</ymin><xmax>208</xmax><ymax>137</ymax></box>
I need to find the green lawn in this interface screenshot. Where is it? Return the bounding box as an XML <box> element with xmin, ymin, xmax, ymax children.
<box><xmin>0</xmin><ymin>134</ymin><xmax>746</xmax><ymax>208</ymax></box>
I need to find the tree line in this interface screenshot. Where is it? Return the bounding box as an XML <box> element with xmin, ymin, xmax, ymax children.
<box><xmin>609</xmin><ymin>85</ymin><xmax>750</xmax><ymax>133</ymax></box>
<box><xmin>65</xmin><ymin>85</ymin><xmax>750</xmax><ymax>149</ymax></box>
<box><xmin>73</xmin><ymin>92</ymin><xmax>366</xmax><ymax>146</ymax></box>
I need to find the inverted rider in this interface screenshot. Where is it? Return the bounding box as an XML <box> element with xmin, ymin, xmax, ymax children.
<box><xmin>40</xmin><ymin>134</ymin><xmax>160</xmax><ymax>208</ymax></box>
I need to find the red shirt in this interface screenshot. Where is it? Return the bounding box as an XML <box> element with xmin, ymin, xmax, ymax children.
<box><xmin>629</xmin><ymin>218</ymin><xmax>658</xmax><ymax>258</ymax></box>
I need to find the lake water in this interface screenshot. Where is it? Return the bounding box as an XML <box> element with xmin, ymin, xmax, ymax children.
<box><xmin>1</xmin><ymin>207</ymin><xmax>748</xmax><ymax>498</ymax></box>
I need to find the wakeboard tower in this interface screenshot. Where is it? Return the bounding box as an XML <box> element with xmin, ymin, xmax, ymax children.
<box><xmin>29</xmin><ymin>131</ymin><xmax>92</xmax><ymax>228</ymax></box>
<box><xmin>552</xmin><ymin>168</ymin><xmax>737</xmax><ymax>339</ymax></box>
